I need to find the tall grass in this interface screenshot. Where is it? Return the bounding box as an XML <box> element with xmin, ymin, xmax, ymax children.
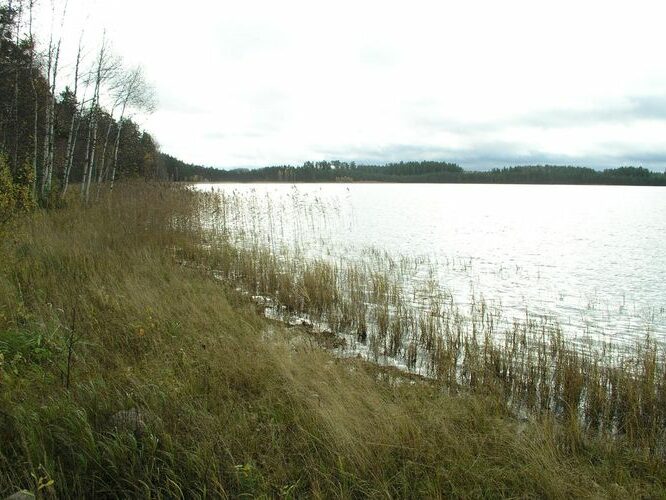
<box><xmin>190</xmin><ymin>186</ymin><xmax>666</xmax><ymax>451</ymax></box>
<box><xmin>0</xmin><ymin>183</ymin><xmax>664</xmax><ymax>497</ymax></box>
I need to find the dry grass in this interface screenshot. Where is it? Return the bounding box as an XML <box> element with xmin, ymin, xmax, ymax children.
<box><xmin>189</xmin><ymin>187</ymin><xmax>666</xmax><ymax>452</ymax></box>
<box><xmin>0</xmin><ymin>182</ymin><xmax>664</xmax><ymax>498</ymax></box>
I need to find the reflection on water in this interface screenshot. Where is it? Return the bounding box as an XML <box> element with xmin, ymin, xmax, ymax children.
<box><xmin>196</xmin><ymin>182</ymin><xmax>666</xmax><ymax>346</ymax></box>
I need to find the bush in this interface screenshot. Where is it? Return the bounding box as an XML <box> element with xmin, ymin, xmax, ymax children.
<box><xmin>0</xmin><ymin>154</ymin><xmax>36</xmax><ymax>224</ymax></box>
<box><xmin>0</xmin><ymin>154</ymin><xmax>16</xmax><ymax>224</ymax></box>
<box><xmin>14</xmin><ymin>160</ymin><xmax>36</xmax><ymax>212</ymax></box>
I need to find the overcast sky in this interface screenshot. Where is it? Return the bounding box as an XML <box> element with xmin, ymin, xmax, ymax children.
<box><xmin>38</xmin><ymin>0</ymin><xmax>666</xmax><ymax>170</ymax></box>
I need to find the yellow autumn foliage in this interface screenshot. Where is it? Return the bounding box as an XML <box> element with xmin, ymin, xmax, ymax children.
<box><xmin>0</xmin><ymin>154</ymin><xmax>16</xmax><ymax>223</ymax></box>
<box><xmin>0</xmin><ymin>154</ymin><xmax>36</xmax><ymax>225</ymax></box>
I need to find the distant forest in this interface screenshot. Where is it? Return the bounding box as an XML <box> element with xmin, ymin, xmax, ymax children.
<box><xmin>161</xmin><ymin>156</ymin><xmax>666</xmax><ymax>186</ymax></box>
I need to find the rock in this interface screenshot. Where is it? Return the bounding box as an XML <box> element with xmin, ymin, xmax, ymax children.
<box><xmin>5</xmin><ymin>491</ymin><xmax>35</xmax><ymax>500</ymax></box>
<box><xmin>108</xmin><ymin>408</ymin><xmax>146</xmax><ymax>437</ymax></box>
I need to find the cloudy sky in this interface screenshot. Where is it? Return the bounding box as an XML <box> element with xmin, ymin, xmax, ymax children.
<box><xmin>39</xmin><ymin>0</ymin><xmax>666</xmax><ymax>170</ymax></box>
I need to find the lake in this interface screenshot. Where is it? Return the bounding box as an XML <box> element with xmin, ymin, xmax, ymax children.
<box><xmin>195</xmin><ymin>182</ymin><xmax>666</xmax><ymax>349</ymax></box>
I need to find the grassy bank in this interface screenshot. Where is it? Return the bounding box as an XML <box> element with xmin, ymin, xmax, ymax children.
<box><xmin>191</xmin><ymin>187</ymin><xmax>666</xmax><ymax>450</ymax></box>
<box><xmin>1</xmin><ymin>184</ymin><xmax>665</xmax><ymax>498</ymax></box>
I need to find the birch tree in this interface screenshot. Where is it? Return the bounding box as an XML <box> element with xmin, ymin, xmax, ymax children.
<box><xmin>28</xmin><ymin>0</ymin><xmax>38</xmax><ymax>197</ymax></box>
<box><xmin>81</xmin><ymin>33</ymin><xmax>118</xmax><ymax>203</ymax></box>
<box><xmin>94</xmin><ymin>94</ymin><xmax>120</xmax><ymax>198</ymax></box>
<box><xmin>39</xmin><ymin>0</ymin><xmax>67</xmax><ymax>199</ymax></box>
<box><xmin>60</xmin><ymin>30</ymin><xmax>84</xmax><ymax>197</ymax></box>
<box><xmin>109</xmin><ymin>65</ymin><xmax>154</xmax><ymax>192</ymax></box>
<box><xmin>38</xmin><ymin>1</ymin><xmax>53</xmax><ymax>196</ymax></box>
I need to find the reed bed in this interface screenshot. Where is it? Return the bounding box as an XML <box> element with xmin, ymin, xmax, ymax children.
<box><xmin>189</xmin><ymin>186</ymin><xmax>666</xmax><ymax>451</ymax></box>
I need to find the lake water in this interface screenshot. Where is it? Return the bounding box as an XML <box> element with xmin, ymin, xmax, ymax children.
<box><xmin>196</xmin><ymin>183</ymin><xmax>666</xmax><ymax>348</ymax></box>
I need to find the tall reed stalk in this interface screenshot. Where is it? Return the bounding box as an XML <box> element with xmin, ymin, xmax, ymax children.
<box><xmin>186</xmin><ymin>186</ymin><xmax>666</xmax><ymax>450</ymax></box>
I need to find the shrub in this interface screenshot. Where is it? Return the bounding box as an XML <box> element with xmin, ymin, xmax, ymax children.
<box><xmin>0</xmin><ymin>154</ymin><xmax>16</xmax><ymax>224</ymax></box>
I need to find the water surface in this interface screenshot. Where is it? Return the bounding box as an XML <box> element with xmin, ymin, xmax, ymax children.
<box><xmin>197</xmin><ymin>183</ymin><xmax>666</xmax><ymax>346</ymax></box>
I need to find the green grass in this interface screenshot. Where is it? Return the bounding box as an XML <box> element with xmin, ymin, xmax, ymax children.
<box><xmin>0</xmin><ymin>183</ymin><xmax>665</xmax><ymax>498</ymax></box>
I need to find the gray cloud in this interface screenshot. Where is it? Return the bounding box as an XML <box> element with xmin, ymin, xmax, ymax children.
<box><xmin>518</xmin><ymin>95</ymin><xmax>666</xmax><ymax>129</ymax></box>
<box><xmin>313</xmin><ymin>141</ymin><xmax>666</xmax><ymax>172</ymax></box>
<box><xmin>409</xmin><ymin>94</ymin><xmax>666</xmax><ymax>136</ymax></box>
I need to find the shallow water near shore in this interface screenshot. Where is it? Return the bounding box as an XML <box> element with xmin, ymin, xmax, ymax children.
<box><xmin>195</xmin><ymin>182</ymin><xmax>666</xmax><ymax>348</ymax></box>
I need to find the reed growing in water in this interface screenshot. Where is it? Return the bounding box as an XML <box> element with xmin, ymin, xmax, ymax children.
<box><xmin>190</xmin><ymin>187</ymin><xmax>666</xmax><ymax>451</ymax></box>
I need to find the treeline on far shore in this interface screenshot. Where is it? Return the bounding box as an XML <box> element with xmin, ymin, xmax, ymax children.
<box><xmin>162</xmin><ymin>155</ymin><xmax>666</xmax><ymax>186</ymax></box>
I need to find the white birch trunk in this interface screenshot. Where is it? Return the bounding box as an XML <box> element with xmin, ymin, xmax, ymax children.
<box><xmin>40</xmin><ymin>36</ymin><xmax>53</xmax><ymax>198</ymax></box>
<box><xmin>25</xmin><ymin>0</ymin><xmax>40</xmax><ymax>197</ymax></box>
<box><xmin>80</xmin><ymin>99</ymin><xmax>95</xmax><ymax>199</ymax></box>
<box><xmin>61</xmin><ymin>35</ymin><xmax>83</xmax><ymax>198</ymax></box>
<box><xmin>43</xmin><ymin>1</ymin><xmax>67</xmax><ymax>196</ymax></box>
<box><xmin>84</xmin><ymin>90</ymin><xmax>100</xmax><ymax>203</ymax></box>
<box><xmin>109</xmin><ymin>109</ymin><xmax>126</xmax><ymax>192</ymax></box>
<box><xmin>95</xmin><ymin>111</ymin><xmax>116</xmax><ymax>200</ymax></box>
<box><xmin>110</xmin><ymin>68</ymin><xmax>146</xmax><ymax>192</ymax></box>
<box><xmin>45</xmin><ymin>37</ymin><xmax>61</xmax><ymax>194</ymax></box>
<box><xmin>11</xmin><ymin>1</ymin><xmax>24</xmax><ymax>171</ymax></box>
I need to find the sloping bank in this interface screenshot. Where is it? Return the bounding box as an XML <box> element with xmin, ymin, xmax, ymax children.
<box><xmin>0</xmin><ymin>183</ymin><xmax>664</xmax><ymax>498</ymax></box>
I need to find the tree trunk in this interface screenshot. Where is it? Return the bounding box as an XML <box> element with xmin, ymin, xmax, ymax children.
<box><xmin>11</xmin><ymin>1</ymin><xmax>24</xmax><ymax>174</ymax></box>
<box><xmin>84</xmin><ymin>96</ymin><xmax>100</xmax><ymax>203</ymax></box>
<box><xmin>109</xmin><ymin>111</ymin><xmax>126</xmax><ymax>192</ymax></box>
<box><xmin>39</xmin><ymin>2</ymin><xmax>67</xmax><ymax>200</ymax></box>
<box><xmin>61</xmin><ymin>35</ymin><xmax>83</xmax><ymax>199</ymax></box>
<box><xmin>29</xmin><ymin>0</ymin><xmax>38</xmax><ymax>198</ymax></box>
<box><xmin>45</xmin><ymin>38</ymin><xmax>61</xmax><ymax>194</ymax></box>
<box><xmin>95</xmin><ymin>118</ymin><xmax>114</xmax><ymax>199</ymax></box>
<box><xmin>82</xmin><ymin>35</ymin><xmax>107</xmax><ymax>203</ymax></box>
<box><xmin>80</xmin><ymin>103</ymin><xmax>94</xmax><ymax>199</ymax></box>
<box><xmin>40</xmin><ymin>35</ymin><xmax>53</xmax><ymax>198</ymax></box>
